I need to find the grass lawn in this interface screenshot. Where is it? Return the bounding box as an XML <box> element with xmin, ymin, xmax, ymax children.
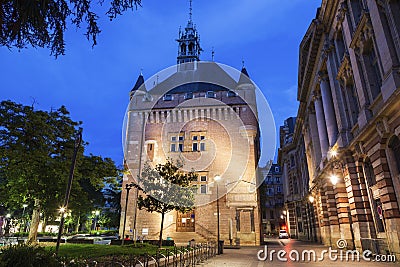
<box><xmin>45</xmin><ymin>244</ymin><xmax>174</xmax><ymax>259</ymax></box>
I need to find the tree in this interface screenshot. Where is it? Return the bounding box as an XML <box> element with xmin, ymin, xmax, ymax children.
<box><xmin>69</xmin><ymin>154</ymin><xmax>121</xmax><ymax>232</ymax></box>
<box><xmin>135</xmin><ymin>160</ymin><xmax>197</xmax><ymax>247</ymax></box>
<box><xmin>0</xmin><ymin>0</ymin><xmax>142</xmax><ymax>57</ymax></box>
<box><xmin>0</xmin><ymin>100</ymin><xmax>79</xmax><ymax>242</ymax></box>
<box><xmin>0</xmin><ymin>100</ymin><xmax>120</xmax><ymax>241</ymax></box>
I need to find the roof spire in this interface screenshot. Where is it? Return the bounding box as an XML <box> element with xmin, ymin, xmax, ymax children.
<box><xmin>176</xmin><ymin>0</ymin><xmax>202</xmax><ymax>65</ymax></box>
<box><xmin>189</xmin><ymin>0</ymin><xmax>193</xmax><ymax>22</ymax></box>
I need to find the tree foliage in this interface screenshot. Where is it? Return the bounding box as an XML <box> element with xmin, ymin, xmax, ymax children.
<box><xmin>0</xmin><ymin>0</ymin><xmax>142</xmax><ymax>57</ymax></box>
<box><xmin>135</xmin><ymin>159</ymin><xmax>197</xmax><ymax>247</ymax></box>
<box><xmin>0</xmin><ymin>100</ymin><xmax>121</xmax><ymax>240</ymax></box>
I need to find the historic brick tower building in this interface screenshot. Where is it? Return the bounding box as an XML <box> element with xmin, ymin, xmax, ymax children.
<box><xmin>119</xmin><ymin>5</ymin><xmax>261</xmax><ymax>246</ymax></box>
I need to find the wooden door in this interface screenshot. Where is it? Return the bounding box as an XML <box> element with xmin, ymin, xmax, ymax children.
<box><xmin>176</xmin><ymin>211</ymin><xmax>195</xmax><ymax>232</ymax></box>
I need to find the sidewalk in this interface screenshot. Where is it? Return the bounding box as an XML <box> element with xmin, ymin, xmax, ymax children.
<box><xmin>201</xmin><ymin>239</ymin><xmax>398</xmax><ymax>267</ymax></box>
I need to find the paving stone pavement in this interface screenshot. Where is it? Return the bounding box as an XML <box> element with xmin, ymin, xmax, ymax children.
<box><xmin>200</xmin><ymin>238</ymin><xmax>399</xmax><ymax>267</ymax></box>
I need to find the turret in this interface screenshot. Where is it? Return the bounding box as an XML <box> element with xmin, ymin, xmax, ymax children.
<box><xmin>176</xmin><ymin>0</ymin><xmax>202</xmax><ymax>66</ymax></box>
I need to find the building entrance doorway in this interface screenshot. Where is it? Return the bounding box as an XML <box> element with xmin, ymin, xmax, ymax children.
<box><xmin>176</xmin><ymin>211</ymin><xmax>195</xmax><ymax>232</ymax></box>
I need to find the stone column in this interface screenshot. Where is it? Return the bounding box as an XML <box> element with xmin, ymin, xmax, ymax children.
<box><xmin>313</xmin><ymin>91</ymin><xmax>329</xmax><ymax>159</ymax></box>
<box><xmin>308</xmin><ymin>108</ymin><xmax>322</xmax><ymax>168</ymax></box>
<box><xmin>318</xmin><ymin>71</ymin><xmax>338</xmax><ymax>147</ymax></box>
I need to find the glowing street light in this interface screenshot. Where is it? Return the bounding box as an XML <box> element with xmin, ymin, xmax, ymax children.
<box><xmin>59</xmin><ymin>207</ymin><xmax>66</xmax><ymax>213</ymax></box>
<box><xmin>93</xmin><ymin>210</ymin><xmax>100</xmax><ymax>232</ymax></box>
<box><xmin>309</xmin><ymin>195</ymin><xmax>315</xmax><ymax>203</ymax></box>
<box><xmin>330</xmin><ymin>174</ymin><xmax>339</xmax><ymax>185</ymax></box>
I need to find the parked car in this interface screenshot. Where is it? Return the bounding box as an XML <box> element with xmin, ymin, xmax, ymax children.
<box><xmin>68</xmin><ymin>234</ymin><xmax>90</xmax><ymax>240</ymax></box>
<box><xmin>93</xmin><ymin>236</ymin><xmax>119</xmax><ymax>245</ymax></box>
<box><xmin>278</xmin><ymin>230</ymin><xmax>289</xmax><ymax>239</ymax></box>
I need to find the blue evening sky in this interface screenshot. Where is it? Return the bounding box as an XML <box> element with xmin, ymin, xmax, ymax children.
<box><xmin>0</xmin><ymin>0</ymin><xmax>321</xmax><ymax>166</ymax></box>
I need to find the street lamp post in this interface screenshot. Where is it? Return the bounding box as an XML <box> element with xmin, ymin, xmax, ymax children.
<box><xmin>214</xmin><ymin>175</ymin><xmax>222</xmax><ymax>254</ymax></box>
<box><xmin>121</xmin><ymin>184</ymin><xmax>133</xmax><ymax>245</ymax></box>
<box><xmin>21</xmin><ymin>204</ymin><xmax>28</xmax><ymax>233</ymax></box>
<box><xmin>93</xmin><ymin>210</ymin><xmax>100</xmax><ymax>233</ymax></box>
<box><xmin>55</xmin><ymin>128</ymin><xmax>83</xmax><ymax>255</ymax></box>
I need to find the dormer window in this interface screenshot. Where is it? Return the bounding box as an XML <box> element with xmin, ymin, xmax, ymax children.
<box><xmin>163</xmin><ymin>94</ymin><xmax>173</xmax><ymax>101</ymax></box>
<box><xmin>227</xmin><ymin>91</ymin><xmax>237</xmax><ymax>97</ymax></box>
<box><xmin>206</xmin><ymin>91</ymin><xmax>216</xmax><ymax>98</ymax></box>
<box><xmin>143</xmin><ymin>93</ymin><xmax>153</xmax><ymax>102</ymax></box>
<box><xmin>185</xmin><ymin>92</ymin><xmax>193</xmax><ymax>99</ymax></box>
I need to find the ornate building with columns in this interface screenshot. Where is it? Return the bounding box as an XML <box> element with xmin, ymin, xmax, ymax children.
<box><xmin>119</xmin><ymin>7</ymin><xmax>262</xmax><ymax>246</ymax></box>
<box><xmin>294</xmin><ymin>0</ymin><xmax>400</xmax><ymax>256</ymax></box>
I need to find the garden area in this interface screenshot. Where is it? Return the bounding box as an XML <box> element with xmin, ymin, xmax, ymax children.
<box><xmin>0</xmin><ymin>242</ymin><xmax>217</xmax><ymax>267</ymax></box>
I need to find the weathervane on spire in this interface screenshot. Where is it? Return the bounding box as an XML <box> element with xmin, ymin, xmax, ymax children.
<box><xmin>189</xmin><ymin>0</ymin><xmax>193</xmax><ymax>22</ymax></box>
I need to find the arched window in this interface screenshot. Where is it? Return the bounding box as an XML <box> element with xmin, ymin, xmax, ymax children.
<box><xmin>363</xmin><ymin>158</ymin><xmax>376</xmax><ymax>186</ymax></box>
<box><xmin>362</xmin><ymin>158</ymin><xmax>384</xmax><ymax>233</ymax></box>
<box><xmin>362</xmin><ymin>39</ymin><xmax>382</xmax><ymax>101</ymax></box>
<box><xmin>180</xmin><ymin>44</ymin><xmax>186</xmax><ymax>55</ymax></box>
<box><xmin>188</xmin><ymin>43</ymin><xmax>194</xmax><ymax>54</ymax></box>
<box><xmin>348</xmin><ymin>0</ymin><xmax>363</xmax><ymax>26</ymax></box>
<box><xmin>389</xmin><ymin>136</ymin><xmax>400</xmax><ymax>174</ymax></box>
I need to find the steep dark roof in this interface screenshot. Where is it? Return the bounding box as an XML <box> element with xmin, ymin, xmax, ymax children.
<box><xmin>149</xmin><ymin>62</ymin><xmax>237</xmax><ymax>95</ymax></box>
<box><xmin>241</xmin><ymin>67</ymin><xmax>249</xmax><ymax>77</ymax></box>
<box><xmin>131</xmin><ymin>74</ymin><xmax>146</xmax><ymax>93</ymax></box>
<box><xmin>238</xmin><ymin>67</ymin><xmax>252</xmax><ymax>85</ymax></box>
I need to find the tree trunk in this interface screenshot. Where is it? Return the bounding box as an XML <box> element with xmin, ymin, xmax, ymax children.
<box><xmin>28</xmin><ymin>198</ymin><xmax>41</xmax><ymax>243</ymax></box>
<box><xmin>159</xmin><ymin>212</ymin><xmax>165</xmax><ymax>248</ymax></box>
<box><xmin>75</xmin><ymin>215</ymin><xmax>80</xmax><ymax>233</ymax></box>
<box><xmin>42</xmin><ymin>217</ymin><xmax>47</xmax><ymax>233</ymax></box>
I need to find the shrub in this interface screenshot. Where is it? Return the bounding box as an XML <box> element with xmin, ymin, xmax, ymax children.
<box><xmin>0</xmin><ymin>244</ymin><xmax>61</xmax><ymax>267</ymax></box>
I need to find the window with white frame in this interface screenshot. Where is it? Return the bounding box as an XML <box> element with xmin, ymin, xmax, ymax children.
<box><xmin>206</xmin><ymin>91</ymin><xmax>216</xmax><ymax>98</ymax></box>
<box><xmin>170</xmin><ymin>132</ymin><xmax>184</xmax><ymax>152</ymax></box>
<box><xmin>163</xmin><ymin>94</ymin><xmax>173</xmax><ymax>101</ymax></box>
<box><xmin>185</xmin><ymin>92</ymin><xmax>193</xmax><ymax>99</ymax></box>
<box><xmin>190</xmin><ymin>132</ymin><xmax>206</xmax><ymax>152</ymax></box>
<box><xmin>200</xmin><ymin>184</ymin><xmax>207</xmax><ymax>194</ymax></box>
<box><xmin>227</xmin><ymin>91</ymin><xmax>237</xmax><ymax>97</ymax></box>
